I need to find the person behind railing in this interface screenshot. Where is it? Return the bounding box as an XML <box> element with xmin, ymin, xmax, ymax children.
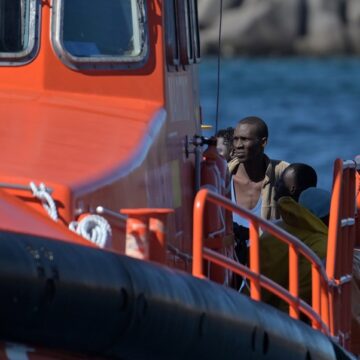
<box><xmin>274</xmin><ymin>163</ymin><xmax>318</xmax><ymax>205</ymax></box>
<box><xmin>227</xmin><ymin>116</ymin><xmax>288</xmax><ymax>267</ymax></box>
<box><xmin>260</xmin><ymin>163</ymin><xmax>321</xmax><ymax>307</ymax></box>
<box><xmin>260</xmin><ymin>174</ymin><xmax>331</xmax><ymax>313</ymax></box>
<box><xmin>216</xmin><ymin>127</ymin><xmax>234</xmax><ymax>162</ymax></box>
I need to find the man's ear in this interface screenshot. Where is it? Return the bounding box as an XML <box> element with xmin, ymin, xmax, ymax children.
<box><xmin>289</xmin><ymin>185</ymin><xmax>297</xmax><ymax>195</ymax></box>
<box><xmin>261</xmin><ymin>137</ymin><xmax>267</xmax><ymax>148</ymax></box>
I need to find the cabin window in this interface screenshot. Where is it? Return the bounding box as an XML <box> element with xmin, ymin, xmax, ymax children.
<box><xmin>175</xmin><ymin>0</ymin><xmax>200</xmax><ymax>67</ymax></box>
<box><xmin>189</xmin><ymin>0</ymin><xmax>201</xmax><ymax>62</ymax></box>
<box><xmin>52</xmin><ymin>0</ymin><xmax>148</xmax><ymax>70</ymax></box>
<box><xmin>0</xmin><ymin>0</ymin><xmax>39</xmax><ymax>65</ymax></box>
<box><xmin>164</xmin><ymin>0</ymin><xmax>180</xmax><ymax>69</ymax></box>
<box><xmin>177</xmin><ymin>0</ymin><xmax>193</xmax><ymax>65</ymax></box>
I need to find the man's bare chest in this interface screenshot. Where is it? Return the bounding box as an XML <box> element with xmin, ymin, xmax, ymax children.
<box><xmin>233</xmin><ymin>175</ymin><xmax>263</xmax><ymax>209</ymax></box>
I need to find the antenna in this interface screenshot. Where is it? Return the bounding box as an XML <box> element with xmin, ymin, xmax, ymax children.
<box><xmin>215</xmin><ymin>0</ymin><xmax>223</xmax><ymax>134</ymax></box>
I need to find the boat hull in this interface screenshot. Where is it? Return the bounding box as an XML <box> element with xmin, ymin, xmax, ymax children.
<box><xmin>0</xmin><ymin>230</ymin><xmax>341</xmax><ymax>359</ymax></box>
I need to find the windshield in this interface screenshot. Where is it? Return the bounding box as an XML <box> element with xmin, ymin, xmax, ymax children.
<box><xmin>0</xmin><ymin>0</ymin><xmax>36</xmax><ymax>60</ymax></box>
<box><xmin>54</xmin><ymin>0</ymin><xmax>147</xmax><ymax>69</ymax></box>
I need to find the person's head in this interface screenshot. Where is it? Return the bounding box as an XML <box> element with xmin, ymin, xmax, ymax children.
<box><xmin>299</xmin><ymin>187</ymin><xmax>331</xmax><ymax>226</ymax></box>
<box><xmin>232</xmin><ymin>116</ymin><xmax>268</xmax><ymax>163</ymax></box>
<box><xmin>216</xmin><ymin>127</ymin><xmax>234</xmax><ymax>161</ymax></box>
<box><xmin>274</xmin><ymin>163</ymin><xmax>317</xmax><ymax>202</ymax></box>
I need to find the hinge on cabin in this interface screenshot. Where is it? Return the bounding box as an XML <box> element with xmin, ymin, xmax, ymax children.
<box><xmin>184</xmin><ymin>135</ymin><xmax>204</xmax><ymax>159</ymax></box>
<box><xmin>337</xmin><ymin>330</ymin><xmax>351</xmax><ymax>346</ymax></box>
<box><xmin>340</xmin><ymin>217</ymin><xmax>355</xmax><ymax>227</ymax></box>
<box><xmin>331</xmin><ymin>331</ymin><xmax>351</xmax><ymax>346</ymax></box>
<box><xmin>185</xmin><ymin>135</ymin><xmax>208</xmax><ymax>193</ymax></box>
<box><xmin>329</xmin><ymin>274</ymin><xmax>352</xmax><ymax>293</ymax></box>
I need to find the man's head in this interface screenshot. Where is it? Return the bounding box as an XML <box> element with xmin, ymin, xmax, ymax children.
<box><xmin>216</xmin><ymin>127</ymin><xmax>234</xmax><ymax>161</ymax></box>
<box><xmin>274</xmin><ymin>163</ymin><xmax>317</xmax><ymax>202</ymax></box>
<box><xmin>232</xmin><ymin>116</ymin><xmax>268</xmax><ymax>163</ymax></box>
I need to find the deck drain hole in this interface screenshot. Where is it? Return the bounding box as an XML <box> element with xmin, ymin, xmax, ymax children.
<box><xmin>136</xmin><ymin>294</ymin><xmax>148</xmax><ymax>318</ymax></box>
<box><xmin>262</xmin><ymin>331</ymin><xmax>269</xmax><ymax>354</ymax></box>
<box><xmin>251</xmin><ymin>327</ymin><xmax>257</xmax><ymax>351</ymax></box>
<box><xmin>119</xmin><ymin>288</ymin><xmax>128</xmax><ymax>311</ymax></box>
<box><xmin>199</xmin><ymin>313</ymin><xmax>206</xmax><ymax>337</ymax></box>
<box><xmin>43</xmin><ymin>278</ymin><xmax>56</xmax><ymax>305</ymax></box>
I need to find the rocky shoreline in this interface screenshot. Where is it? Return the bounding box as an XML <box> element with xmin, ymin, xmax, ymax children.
<box><xmin>198</xmin><ymin>0</ymin><xmax>360</xmax><ymax>56</ymax></box>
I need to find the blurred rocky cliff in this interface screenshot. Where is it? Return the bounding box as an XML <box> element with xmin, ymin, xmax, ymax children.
<box><xmin>198</xmin><ymin>0</ymin><xmax>360</xmax><ymax>55</ymax></box>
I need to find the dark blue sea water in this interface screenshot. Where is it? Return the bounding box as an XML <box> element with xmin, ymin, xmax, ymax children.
<box><xmin>200</xmin><ymin>57</ymin><xmax>360</xmax><ymax>190</ymax></box>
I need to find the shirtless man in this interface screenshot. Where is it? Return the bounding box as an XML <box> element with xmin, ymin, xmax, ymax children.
<box><xmin>228</xmin><ymin>117</ymin><xmax>288</xmax><ymax>265</ymax></box>
<box><xmin>229</xmin><ymin>116</ymin><xmax>288</xmax><ymax>220</ymax></box>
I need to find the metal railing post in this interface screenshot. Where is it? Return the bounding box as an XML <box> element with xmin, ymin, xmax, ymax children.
<box><xmin>249</xmin><ymin>220</ymin><xmax>261</xmax><ymax>301</ymax></box>
<box><xmin>289</xmin><ymin>244</ymin><xmax>299</xmax><ymax>319</ymax></box>
<box><xmin>192</xmin><ymin>190</ymin><xmax>207</xmax><ymax>278</ymax></box>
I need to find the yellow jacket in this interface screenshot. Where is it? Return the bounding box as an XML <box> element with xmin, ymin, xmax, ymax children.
<box><xmin>260</xmin><ymin>196</ymin><xmax>328</xmax><ymax>310</ymax></box>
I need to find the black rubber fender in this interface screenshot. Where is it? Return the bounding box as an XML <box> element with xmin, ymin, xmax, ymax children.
<box><xmin>0</xmin><ymin>230</ymin><xmax>346</xmax><ymax>359</ymax></box>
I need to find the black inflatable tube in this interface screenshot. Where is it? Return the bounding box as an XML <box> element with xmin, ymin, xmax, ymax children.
<box><xmin>0</xmin><ymin>230</ymin><xmax>345</xmax><ymax>359</ymax></box>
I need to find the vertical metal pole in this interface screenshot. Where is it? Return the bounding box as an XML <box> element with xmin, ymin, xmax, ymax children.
<box><xmin>312</xmin><ymin>266</ymin><xmax>321</xmax><ymax>329</ymax></box>
<box><xmin>193</xmin><ymin>190</ymin><xmax>207</xmax><ymax>278</ymax></box>
<box><xmin>249</xmin><ymin>220</ymin><xmax>261</xmax><ymax>301</ymax></box>
<box><xmin>289</xmin><ymin>244</ymin><xmax>299</xmax><ymax>319</ymax></box>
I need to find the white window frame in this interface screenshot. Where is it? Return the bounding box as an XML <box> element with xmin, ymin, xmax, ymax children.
<box><xmin>51</xmin><ymin>0</ymin><xmax>149</xmax><ymax>71</ymax></box>
<box><xmin>0</xmin><ymin>0</ymin><xmax>40</xmax><ymax>66</ymax></box>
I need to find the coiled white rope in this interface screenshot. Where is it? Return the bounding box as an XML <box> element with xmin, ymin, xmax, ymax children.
<box><xmin>69</xmin><ymin>215</ymin><xmax>112</xmax><ymax>248</ymax></box>
<box><xmin>30</xmin><ymin>181</ymin><xmax>111</xmax><ymax>247</ymax></box>
<box><xmin>30</xmin><ymin>182</ymin><xmax>58</xmax><ymax>221</ymax></box>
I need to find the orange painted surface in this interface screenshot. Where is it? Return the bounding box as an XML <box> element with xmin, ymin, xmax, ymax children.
<box><xmin>326</xmin><ymin>160</ymin><xmax>357</xmax><ymax>349</ymax></box>
<box><xmin>0</xmin><ymin>0</ymin><xmax>164</xmax><ymax>203</ymax></box>
<box><xmin>249</xmin><ymin>221</ymin><xmax>261</xmax><ymax>301</ymax></box>
<box><xmin>0</xmin><ymin>2</ymin><xmax>164</xmax><ymax>102</ymax></box>
<box><xmin>2</xmin><ymin>0</ymin><xmax>358</xmax><ymax>357</ymax></box>
<box><xmin>0</xmin><ymin>90</ymin><xmax>161</xmax><ymax>189</ymax></box>
<box><xmin>288</xmin><ymin>244</ymin><xmax>300</xmax><ymax>319</ymax></box>
<box><xmin>0</xmin><ymin>187</ymin><xmax>93</xmax><ymax>246</ymax></box>
<box><xmin>0</xmin><ymin>0</ymin><xmax>200</xmax><ymax>258</ymax></box>
<box><xmin>0</xmin><ymin>1</ymin><xmax>178</xmax><ymax>251</ymax></box>
<box><xmin>0</xmin><ymin>2</ymin><xmax>200</xmax><ymax>356</ymax></box>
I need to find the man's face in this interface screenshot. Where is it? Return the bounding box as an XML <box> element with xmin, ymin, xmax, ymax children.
<box><xmin>274</xmin><ymin>168</ymin><xmax>296</xmax><ymax>202</ymax></box>
<box><xmin>232</xmin><ymin>123</ymin><xmax>266</xmax><ymax>162</ymax></box>
<box><xmin>216</xmin><ymin>136</ymin><xmax>231</xmax><ymax>161</ymax></box>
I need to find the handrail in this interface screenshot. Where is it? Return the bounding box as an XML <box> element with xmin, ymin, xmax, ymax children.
<box><xmin>193</xmin><ymin>188</ymin><xmax>331</xmax><ymax>334</ymax></box>
<box><xmin>203</xmin><ymin>247</ymin><xmax>326</xmax><ymax>329</ymax></box>
<box><xmin>327</xmin><ymin>158</ymin><xmax>357</xmax><ymax>349</ymax></box>
<box><xmin>193</xmin><ymin>158</ymin><xmax>357</xmax><ymax>350</ymax></box>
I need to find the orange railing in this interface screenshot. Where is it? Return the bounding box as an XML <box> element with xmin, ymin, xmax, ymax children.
<box><xmin>193</xmin><ymin>188</ymin><xmax>330</xmax><ymax>334</ymax></box>
<box><xmin>327</xmin><ymin>159</ymin><xmax>357</xmax><ymax>348</ymax></box>
<box><xmin>192</xmin><ymin>158</ymin><xmax>358</xmax><ymax>347</ymax></box>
